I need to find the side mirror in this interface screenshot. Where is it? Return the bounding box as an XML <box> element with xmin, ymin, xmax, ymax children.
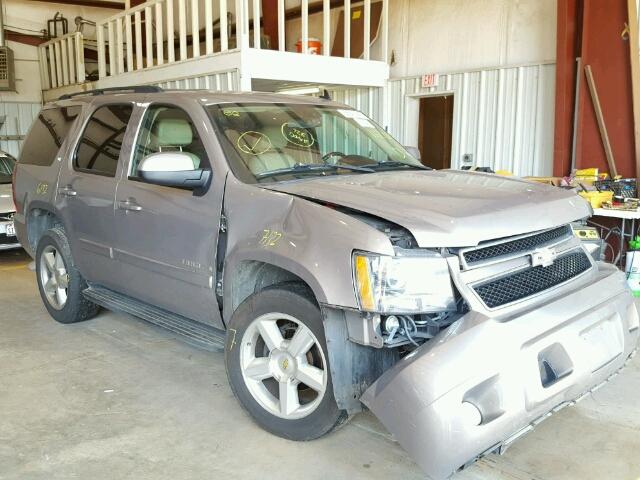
<box><xmin>404</xmin><ymin>146</ymin><xmax>421</xmax><ymax>161</ymax></box>
<box><xmin>138</xmin><ymin>152</ymin><xmax>211</xmax><ymax>193</ymax></box>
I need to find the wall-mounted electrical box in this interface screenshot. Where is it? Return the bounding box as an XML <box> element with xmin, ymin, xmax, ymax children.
<box><xmin>0</xmin><ymin>47</ymin><xmax>16</xmax><ymax>91</ymax></box>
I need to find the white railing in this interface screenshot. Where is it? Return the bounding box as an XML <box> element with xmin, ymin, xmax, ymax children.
<box><xmin>38</xmin><ymin>32</ymin><xmax>86</xmax><ymax>89</ymax></box>
<box><xmin>95</xmin><ymin>0</ymin><xmax>388</xmax><ymax>80</ymax></box>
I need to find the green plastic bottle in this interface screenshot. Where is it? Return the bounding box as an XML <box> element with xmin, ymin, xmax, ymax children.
<box><xmin>626</xmin><ymin>236</ymin><xmax>640</xmax><ymax>297</ymax></box>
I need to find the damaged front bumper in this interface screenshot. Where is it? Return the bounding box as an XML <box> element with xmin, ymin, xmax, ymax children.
<box><xmin>361</xmin><ymin>263</ymin><xmax>639</xmax><ymax>480</ymax></box>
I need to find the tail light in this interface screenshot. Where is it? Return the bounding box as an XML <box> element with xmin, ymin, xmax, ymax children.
<box><xmin>11</xmin><ymin>162</ymin><xmax>19</xmax><ymax>213</ymax></box>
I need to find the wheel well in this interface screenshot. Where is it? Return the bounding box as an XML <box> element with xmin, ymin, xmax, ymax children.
<box><xmin>229</xmin><ymin>261</ymin><xmax>316</xmax><ymax>313</ymax></box>
<box><xmin>27</xmin><ymin>208</ymin><xmax>62</xmax><ymax>252</ymax></box>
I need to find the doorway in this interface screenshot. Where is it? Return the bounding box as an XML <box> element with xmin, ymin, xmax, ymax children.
<box><xmin>417</xmin><ymin>95</ymin><xmax>454</xmax><ymax>169</ymax></box>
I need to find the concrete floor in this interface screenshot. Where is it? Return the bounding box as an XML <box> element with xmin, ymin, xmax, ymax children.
<box><xmin>1</xmin><ymin>248</ymin><xmax>640</xmax><ymax>480</ymax></box>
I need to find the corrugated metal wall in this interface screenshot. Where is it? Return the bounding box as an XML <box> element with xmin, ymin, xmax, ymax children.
<box><xmin>156</xmin><ymin>70</ymin><xmax>240</xmax><ymax>91</ymax></box>
<box><xmin>0</xmin><ymin>102</ymin><xmax>42</xmax><ymax>158</ymax></box>
<box><xmin>385</xmin><ymin>62</ymin><xmax>556</xmax><ymax>176</ymax></box>
<box><xmin>327</xmin><ymin>87</ymin><xmax>384</xmax><ymax>123</ymax></box>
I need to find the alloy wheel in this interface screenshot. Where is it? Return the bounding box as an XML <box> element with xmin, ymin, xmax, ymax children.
<box><xmin>239</xmin><ymin>312</ymin><xmax>328</xmax><ymax>420</ymax></box>
<box><xmin>39</xmin><ymin>245</ymin><xmax>69</xmax><ymax>310</ymax></box>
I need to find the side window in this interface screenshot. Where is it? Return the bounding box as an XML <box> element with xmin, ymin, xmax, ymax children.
<box><xmin>20</xmin><ymin>106</ymin><xmax>81</xmax><ymax>166</ymax></box>
<box><xmin>74</xmin><ymin>104</ymin><xmax>133</xmax><ymax>176</ymax></box>
<box><xmin>130</xmin><ymin>105</ymin><xmax>208</xmax><ymax>178</ymax></box>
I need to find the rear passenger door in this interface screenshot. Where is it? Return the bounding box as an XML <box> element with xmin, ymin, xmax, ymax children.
<box><xmin>56</xmin><ymin>103</ymin><xmax>135</xmax><ymax>286</ymax></box>
<box><xmin>111</xmin><ymin>103</ymin><xmax>222</xmax><ymax>328</ymax></box>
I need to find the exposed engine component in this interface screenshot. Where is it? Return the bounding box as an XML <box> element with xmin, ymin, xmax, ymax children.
<box><xmin>333</xmin><ymin>206</ymin><xmax>417</xmax><ymax>249</ymax></box>
<box><xmin>381</xmin><ymin>311</ymin><xmax>459</xmax><ymax>348</ymax></box>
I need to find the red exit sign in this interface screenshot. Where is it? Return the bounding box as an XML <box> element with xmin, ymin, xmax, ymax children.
<box><xmin>421</xmin><ymin>74</ymin><xmax>439</xmax><ymax>88</ymax></box>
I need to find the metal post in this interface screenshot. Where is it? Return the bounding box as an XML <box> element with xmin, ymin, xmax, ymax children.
<box><xmin>621</xmin><ymin>218</ymin><xmax>626</xmax><ymax>269</ymax></box>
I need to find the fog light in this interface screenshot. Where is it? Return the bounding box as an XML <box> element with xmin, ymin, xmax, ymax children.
<box><xmin>384</xmin><ymin>315</ymin><xmax>400</xmax><ymax>333</ymax></box>
<box><xmin>460</xmin><ymin>401</ymin><xmax>482</xmax><ymax>426</ymax></box>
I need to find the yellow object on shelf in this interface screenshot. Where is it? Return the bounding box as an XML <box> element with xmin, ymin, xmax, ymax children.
<box><xmin>578</xmin><ymin>190</ymin><xmax>614</xmax><ymax>208</ymax></box>
<box><xmin>573</xmin><ymin>168</ymin><xmax>609</xmax><ymax>185</ymax></box>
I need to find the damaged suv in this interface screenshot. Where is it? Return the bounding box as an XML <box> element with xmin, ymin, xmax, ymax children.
<box><xmin>13</xmin><ymin>87</ymin><xmax>639</xmax><ymax>480</ymax></box>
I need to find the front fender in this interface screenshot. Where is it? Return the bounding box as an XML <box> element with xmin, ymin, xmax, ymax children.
<box><xmin>222</xmin><ymin>177</ymin><xmax>394</xmax><ymax>320</ymax></box>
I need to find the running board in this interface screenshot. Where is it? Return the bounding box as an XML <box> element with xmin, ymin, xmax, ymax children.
<box><xmin>83</xmin><ymin>285</ymin><xmax>226</xmax><ymax>351</ymax></box>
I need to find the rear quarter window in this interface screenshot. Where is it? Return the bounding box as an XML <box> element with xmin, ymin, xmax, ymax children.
<box><xmin>19</xmin><ymin>106</ymin><xmax>82</xmax><ymax>166</ymax></box>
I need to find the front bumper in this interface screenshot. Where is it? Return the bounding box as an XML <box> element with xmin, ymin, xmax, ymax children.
<box><xmin>0</xmin><ymin>219</ymin><xmax>20</xmax><ymax>250</ymax></box>
<box><xmin>361</xmin><ymin>263</ymin><xmax>639</xmax><ymax>480</ymax></box>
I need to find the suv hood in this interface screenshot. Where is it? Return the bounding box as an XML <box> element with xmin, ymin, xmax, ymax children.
<box><xmin>0</xmin><ymin>183</ymin><xmax>14</xmax><ymax>214</ymax></box>
<box><xmin>264</xmin><ymin>170</ymin><xmax>590</xmax><ymax>247</ymax></box>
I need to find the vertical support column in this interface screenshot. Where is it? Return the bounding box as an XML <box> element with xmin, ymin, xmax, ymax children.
<box><xmin>145</xmin><ymin>6</ymin><xmax>154</xmax><ymax>67</ymax></box>
<box><xmin>191</xmin><ymin>0</ymin><xmax>200</xmax><ymax>57</ymax></box>
<box><xmin>323</xmin><ymin>0</ymin><xmax>329</xmax><ymax>56</ymax></box>
<box><xmin>60</xmin><ymin>37</ymin><xmax>69</xmax><ymax>85</ymax></box>
<box><xmin>205</xmin><ymin>0</ymin><xmax>213</xmax><ymax>54</ymax></box>
<box><xmin>48</xmin><ymin>44</ymin><xmax>58</xmax><ymax>88</ymax></box>
<box><xmin>135</xmin><ymin>10</ymin><xmax>143</xmax><ymax>70</ymax></box>
<box><xmin>54</xmin><ymin>41</ymin><xmax>63</xmax><ymax>86</ymax></box>
<box><xmin>67</xmin><ymin>35</ymin><xmax>76</xmax><ymax>83</ymax></box>
<box><xmin>167</xmin><ymin>0</ymin><xmax>175</xmax><ymax>62</ymax></box>
<box><xmin>220</xmin><ymin>0</ymin><xmax>228</xmax><ymax>51</ymax></box>
<box><xmin>344</xmin><ymin>0</ymin><xmax>351</xmax><ymax>58</ymax></box>
<box><xmin>97</xmin><ymin>24</ymin><xmax>106</xmax><ymax>78</ymax></box>
<box><xmin>75</xmin><ymin>33</ymin><xmax>85</xmax><ymax>82</ymax></box>
<box><xmin>125</xmin><ymin>14</ymin><xmax>134</xmax><ymax>71</ymax></box>
<box><xmin>253</xmin><ymin>0</ymin><xmax>261</xmax><ymax>49</ymax></box>
<box><xmin>301</xmin><ymin>0</ymin><xmax>308</xmax><ymax>54</ymax></box>
<box><xmin>236</xmin><ymin>0</ymin><xmax>249</xmax><ymax>50</ymax></box>
<box><xmin>363</xmin><ymin>0</ymin><xmax>370</xmax><ymax>60</ymax></box>
<box><xmin>179</xmin><ymin>0</ymin><xmax>188</xmax><ymax>60</ymax></box>
<box><xmin>156</xmin><ymin>2</ymin><xmax>164</xmax><ymax>65</ymax></box>
<box><xmin>116</xmin><ymin>16</ymin><xmax>125</xmax><ymax>74</ymax></box>
<box><xmin>628</xmin><ymin>0</ymin><xmax>640</xmax><ymax>184</ymax></box>
<box><xmin>108</xmin><ymin>20</ymin><xmax>116</xmax><ymax>76</ymax></box>
<box><xmin>38</xmin><ymin>47</ymin><xmax>50</xmax><ymax>90</ymax></box>
<box><xmin>277</xmin><ymin>0</ymin><xmax>285</xmax><ymax>51</ymax></box>
<box><xmin>381</xmin><ymin>0</ymin><xmax>388</xmax><ymax>63</ymax></box>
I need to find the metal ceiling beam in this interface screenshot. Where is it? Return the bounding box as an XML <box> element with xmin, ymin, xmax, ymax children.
<box><xmin>25</xmin><ymin>0</ymin><xmax>124</xmax><ymax>10</ymax></box>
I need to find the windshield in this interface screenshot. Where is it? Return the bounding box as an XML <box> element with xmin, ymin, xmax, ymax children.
<box><xmin>0</xmin><ymin>155</ymin><xmax>15</xmax><ymax>184</ymax></box>
<box><xmin>207</xmin><ymin>103</ymin><xmax>424</xmax><ymax>183</ymax></box>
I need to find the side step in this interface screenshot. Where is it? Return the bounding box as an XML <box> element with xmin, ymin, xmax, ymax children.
<box><xmin>83</xmin><ymin>285</ymin><xmax>226</xmax><ymax>351</ymax></box>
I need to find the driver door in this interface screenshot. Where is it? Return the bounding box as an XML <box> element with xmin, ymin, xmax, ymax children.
<box><xmin>111</xmin><ymin>103</ymin><xmax>222</xmax><ymax>327</ymax></box>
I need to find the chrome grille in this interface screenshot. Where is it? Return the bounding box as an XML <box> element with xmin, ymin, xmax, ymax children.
<box><xmin>463</xmin><ymin>225</ymin><xmax>572</xmax><ymax>266</ymax></box>
<box><xmin>472</xmin><ymin>250</ymin><xmax>591</xmax><ymax>309</ymax></box>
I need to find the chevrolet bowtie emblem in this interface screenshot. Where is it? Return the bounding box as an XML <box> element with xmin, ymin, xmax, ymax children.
<box><xmin>282</xmin><ymin>359</ymin><xmax>289</xmax><ymax>370</ymax></box>
<box><xmin>531</xmin><ymin>247</ymin><xmax>556</xmax><ymax>268</ymax></box>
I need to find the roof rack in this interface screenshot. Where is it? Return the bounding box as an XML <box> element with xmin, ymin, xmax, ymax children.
<box><xmin>58</xmin><ymin>85</ymin><xmax>163</xmax><ymax>101</ymax></box>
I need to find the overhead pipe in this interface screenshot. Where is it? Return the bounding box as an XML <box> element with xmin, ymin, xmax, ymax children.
<box><xmin>0</xmin><ymin>0</ymin><xmax>5</xmax><ymax>47</ymax></box>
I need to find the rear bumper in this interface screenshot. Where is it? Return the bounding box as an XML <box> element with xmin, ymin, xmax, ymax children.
<box><xmin>361</xmin><ymin>263</ymin><xmax>639</xmax><ymax>480</ymax></box>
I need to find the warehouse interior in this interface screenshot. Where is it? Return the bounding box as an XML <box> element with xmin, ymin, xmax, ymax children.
<box><xmin>1</xmin><ymin>0</ymin><xmax>640</xmax><ymax>479</ymax></box>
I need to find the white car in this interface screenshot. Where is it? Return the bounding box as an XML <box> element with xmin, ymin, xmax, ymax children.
<box><xmin>0</xmin><ymin>151</ymin><xmax>20</xmax><ymax>250</ymax></box>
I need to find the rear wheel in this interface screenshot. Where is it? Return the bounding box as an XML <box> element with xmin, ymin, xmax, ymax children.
<box><xmin>35</xmin><ymin>228</ymin><xmax>99</xmax><ymax>324</ymax></box>
<box><xmin>225</xmin><ymin>287</ymin><xmax>346</xmax><ymax>440</ymax></box>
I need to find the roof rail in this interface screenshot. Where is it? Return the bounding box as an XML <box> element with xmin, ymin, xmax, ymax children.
<box><xmin>58</xmin><ymin>85</ymin><xmax>163</xmax><ymax>101</ymax></box>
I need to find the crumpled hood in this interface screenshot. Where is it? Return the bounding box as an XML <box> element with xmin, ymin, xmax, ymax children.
<box><xmin>264</xmin><ymin>170</ymin><xmax>590</xmax><ymax>247</ymax></box>
<box><xmin>0</xmin><ymin>183</ymin><xmax>15</xmax><ymax>214</ymax></box>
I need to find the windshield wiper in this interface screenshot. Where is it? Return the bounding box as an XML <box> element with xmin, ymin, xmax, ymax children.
<box><xmin>363</xmin><ymin>160</ymin><xmax>430</xmax><ymax>170</ymax></box>
<box><xmin>256</xmin><ymin>163</ymin><xmax>374</xmax><ymax>180</ymax></box>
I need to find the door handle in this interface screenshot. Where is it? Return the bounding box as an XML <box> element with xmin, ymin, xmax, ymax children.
<box><xmin>58</xmin><ymin>186</ymin><xmax>77</xmax><ymax>197</ymax></box>
<box><xmin>117</xmin><ymin>199</ymin><xmax>142</xmax><ymax>212</ymax></box>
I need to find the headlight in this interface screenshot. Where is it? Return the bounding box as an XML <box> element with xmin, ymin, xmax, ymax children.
<box><xmin>353</xmin><ymin>251</ymin><xmax>456</xmax><ymax>313</ymax></box>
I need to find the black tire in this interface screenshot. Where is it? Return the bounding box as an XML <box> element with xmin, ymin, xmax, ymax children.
<box><xmin>35</xmin><ymin>227</ymin><xmax>100</xmax><ymax>324</ymax></box>
<box><xmin>225</xmin><ymin>287</ymin><xmax>347</xmax><ymax>441</ymax></box>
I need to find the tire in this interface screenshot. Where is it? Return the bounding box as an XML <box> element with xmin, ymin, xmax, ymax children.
<box><xmin>35</xmin><ymin>227</ymin><xmax>100</xmax><ymax>324</ymax></box>
<box><xmin>225</xmin><ymin>286</ymin><xmax>347</xmax><ymax>441</ymax></box>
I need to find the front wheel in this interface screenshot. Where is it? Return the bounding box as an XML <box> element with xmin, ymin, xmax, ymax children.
<box><xmin>225</xmin><ymin>287</ymin><xmax>346</xmax><ymax>440</ymax></box>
